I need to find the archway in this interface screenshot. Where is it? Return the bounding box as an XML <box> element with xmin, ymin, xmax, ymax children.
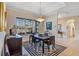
<box><xmin>66</xmin><ymin>19</ymin><xmax>75</xmax><ymax>38</ymax></box>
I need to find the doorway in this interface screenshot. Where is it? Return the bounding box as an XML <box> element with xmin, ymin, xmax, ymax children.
<box><xmin>66</xmin><ymin>19</ymin><xmax>75</xmax><ymax>38</ymax></box>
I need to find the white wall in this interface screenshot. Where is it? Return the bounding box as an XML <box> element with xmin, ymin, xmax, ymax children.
<box><xmin>44</xmin><ymin>14</ymin><xmax>58</xmax><ymax>39</ymax></box>
<box><xmin>75</xmin><ymin>17</ymin><xmax>79</xmax><ymax>40</ymax></box>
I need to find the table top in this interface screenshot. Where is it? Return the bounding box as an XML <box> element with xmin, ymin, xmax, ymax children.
<box><xmin>29</xmin><ymin>33</ymin><xmax>54</xmax><ymax>40</ymax></box>
<box><xmin>34</xmin><ymin>36</ymin><xmax>50</xmax><ymax>40</ymax></box>
<box><xmin>30</xmin><ymin>33</ymin><xmax>50</xmax><ymax>40</ymax></box>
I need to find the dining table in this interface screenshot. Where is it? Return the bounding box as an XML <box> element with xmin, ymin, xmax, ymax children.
<box><xmin>29</xmin><ymin>34</ymin><xmax>55</xmax><ymax>54</ymax></box>
<box><xmin>35</xmin><ymin>36</ymin><xmax>50</xmax><ymax>54</ymax></box>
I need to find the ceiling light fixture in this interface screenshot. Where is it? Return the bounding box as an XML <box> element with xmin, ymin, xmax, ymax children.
<box><xmin>37</xmin><ymin>2</ymin><xmax>45</xmax><ymax>22</ymax></box>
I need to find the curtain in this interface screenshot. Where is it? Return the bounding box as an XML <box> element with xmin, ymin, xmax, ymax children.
<box><xmin>0</xmin><ymin>2</ymin><xmax>6</xmax><ymax>32</ymax></box>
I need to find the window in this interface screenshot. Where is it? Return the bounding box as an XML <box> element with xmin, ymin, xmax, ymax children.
<box><xmin>16</xmin><ymin>17</ymin><xmax>39</xmax><ymax>33</ymax></box>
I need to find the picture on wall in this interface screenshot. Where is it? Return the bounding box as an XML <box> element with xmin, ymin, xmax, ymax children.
<box><xmin>46</xmin><ymin>22</ymin><xmax>52</xmax><ymax>30</ymax></box>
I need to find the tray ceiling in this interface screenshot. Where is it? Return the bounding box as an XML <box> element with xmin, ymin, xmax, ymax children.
<box><xmin>6</xmin><ymin>2</ymin><xmax>79</xmax><ymax>16</ymax></box>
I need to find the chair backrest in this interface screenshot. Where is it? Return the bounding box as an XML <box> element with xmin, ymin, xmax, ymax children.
<box><xmin>49</xmin><ymin>36</ymin><xmax>55</xmax><ymax>44</ymax></box>
<box><xmin>31</xmin><ymin>35</ymin><xmax>40</xmax><ymax>43</ymax></box>
<box><xmin>31</xmin><ymin>35</ymin><xmax>35</xmax><ymax>43</ymax></box>
<box><xmin>44</xmin><ymin>33</ymin><xmax>48</xmax><ymax>36</ymax></box>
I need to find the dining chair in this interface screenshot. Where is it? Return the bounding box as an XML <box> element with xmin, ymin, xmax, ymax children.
<box><xmin>43</xmin><ymin>36</ymin><xmax>55</xmax><ymax>52</ymax></box>
<box><xmin>29</xmin><ymin>32</ymin><xmax>36</xmax><ymax>43</ymax></box>
<box><xmin>31</xmin><ymin>35</ymin><xmax>41</xmax><ymax>52</ymax></box>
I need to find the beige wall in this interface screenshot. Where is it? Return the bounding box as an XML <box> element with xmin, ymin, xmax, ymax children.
<box><xmin>73</xmin><ymin>17</ymin><xmax>79</xmax><ymax>40</ymax></box>
<box><xmin>38</xmin><ymin>21</ymin><xmax>45</xmax><ymax>34</ymax></box>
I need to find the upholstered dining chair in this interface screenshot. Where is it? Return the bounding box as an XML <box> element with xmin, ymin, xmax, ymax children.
<box><xmin>31</xmin><ymin>35</ymin><xmax>41</xmax><ymax>52</ymax></box>
<box><xmin>43</xmin><ymin>36</ymin><xmax>55</xmax><ymax>52</ymax></box>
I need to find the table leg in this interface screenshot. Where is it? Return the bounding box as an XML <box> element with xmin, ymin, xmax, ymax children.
<box><xmin>53</xmin><ymin>41</ymin><xmax>56</xmax><ymax>50</ymax></box>
<box><xmin>29</xmin><ymin>35</ymin><xmax>32</xmax><ymax>43</ymax></box>
<box><xmin>29</xmin><ymin>37</ymin><xmax>31</xmax><ymax>43</ymax></box>
<box><xmin>42</xmin><ymin>41</ymin><xmax>44</xmax><ymax>54</ymax></box>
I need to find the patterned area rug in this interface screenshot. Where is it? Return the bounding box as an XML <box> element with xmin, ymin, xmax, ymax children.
<box><xmin>23</xmin><ymin>42</ymin><xmax>67</xmax><ymax>56</ymax></box>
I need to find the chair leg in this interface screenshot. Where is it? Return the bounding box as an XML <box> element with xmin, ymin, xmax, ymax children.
<box><xmin>39</xmin><ymin>41</ymin><xmax>41</xmax><ymax>47</ymax></box>
<box><xmin>34</xmin><ymin>42</ymin><xmax>40</xmax><ymax>52</ymax></box>
<box><xmin>47</xmin><ymin>45</ymin><xmax>50</xmax><ymax>52</ymax></box>
<box><xmin>52</xmin><ymin>45</ymin><xmax>54</xmax><ymax>50</ymax></box>
<box><xmin>52</xmin><ymin>44</ymin><xmax>56</xmax><ymax>50</ymax></box>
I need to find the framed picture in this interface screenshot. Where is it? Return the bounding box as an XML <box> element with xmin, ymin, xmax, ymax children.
<box><xmin>46</xmin><ymin>22</ymin><xmax>52</xmax><ymax>30</ymax></box>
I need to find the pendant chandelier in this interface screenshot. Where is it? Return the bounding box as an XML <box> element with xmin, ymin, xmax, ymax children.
<box><xmin>37</xmin><ymin>2</ymin><xmax>45</xmax><ymax>22</ymax></box>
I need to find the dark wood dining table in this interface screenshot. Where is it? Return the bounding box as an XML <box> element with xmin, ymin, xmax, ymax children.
<box><xmin>31</xmin><ymin>36</ymin><xmax>50</xmax><ymax>54</ymax></box>
<box><xmin>29</xmin><ymin>34</ymin><xmax>55</xmax><ymax>54</ymax></box>
<box><xmin>36</xmin><ymin>36</ymin><xmax>50</xmax><ymax>54</ymax></box>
